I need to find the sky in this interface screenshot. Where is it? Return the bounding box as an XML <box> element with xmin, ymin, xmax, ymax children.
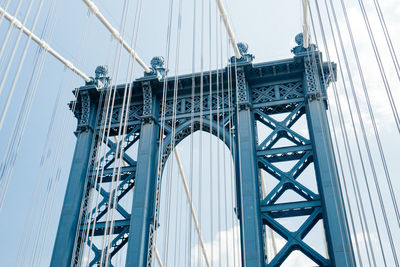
<box><xmin>0</xmin><ymin>0</ymin><xmax>399</xmax><ymax>266</ymax></box>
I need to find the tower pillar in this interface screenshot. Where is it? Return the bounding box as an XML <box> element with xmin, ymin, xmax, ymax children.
<box><xmin>51</xmin><ymin>90</ymin><xmax>98</xmax><ymax>267</ymax></box>
<box><xmin>235</xmin><ymin>66</ymin><xmax>265</xmax><ymax>267</ymax></box>
<box><xmin>125</xmin><ymin>81</ymin><xmax>160</xmax><ymax>267</ymax></box>
<box><xmin>303</xmin><ymin>56</ymin><xmax>356</xmax><ymax>266</ymax></box>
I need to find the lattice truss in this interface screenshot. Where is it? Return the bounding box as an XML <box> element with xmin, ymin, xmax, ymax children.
<box><xmin>75</xmin><ymin>102</ymin><xmax>143</xmax><ymax>266</ymax></box>
<box><xmin>253</xmin><ymin>80</ymin><xmax>330</xmax><ymax>265</ymax></box>
<box><xmin>70</xmin><ymin>65</ymin><xmax>332</xmax><ymax>266</ymax></box>
<box><xmin>73</xmin><ymin>78</ymin><xmax>237</xmax><ymax>266</ymax></box>
<box><xmin>160</xmin><ymin>87</ymin><xmax>235</xmax><ymax>166</ymax></box>
<box><xmin>148</xmin><ymin>84</ymin><xmax>237</xmax><ymax>266</ymax></box>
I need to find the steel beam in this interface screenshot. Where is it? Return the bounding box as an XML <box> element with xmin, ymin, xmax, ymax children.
<box><xmin>125</xmin><ymin>94</ymin><xmax>159</xmax><ymax>267</ymax></box>
<box><xmin>55</xmin><ymin>43</ymin><xmax>355</xmax><ymax>266</ymax></box>
<box><xmin>50</xmin><ymin>91</ymin><xmax>97</xmax><ymax>267</ymax></box>
<box><xmin>303</xmin><ymin>57</ymin><xmax>355</xmax><ymax>266</ymax></box>
<box><xmin>234</xmin><ymin>67</ymin><xmax>265</xmax><ymax>266</ymax></box>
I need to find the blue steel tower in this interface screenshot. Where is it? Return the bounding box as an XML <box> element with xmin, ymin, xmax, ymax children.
<box><xmin>51</xmin><ymin>35</ymin><xmax>355</xmax><ymax>266</ymax></box>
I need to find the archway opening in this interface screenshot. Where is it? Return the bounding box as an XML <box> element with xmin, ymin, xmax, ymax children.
<box><xmin>155</xmin><ymin>130</ymin><xmax>241</xmax><ymax>267</ymax></box>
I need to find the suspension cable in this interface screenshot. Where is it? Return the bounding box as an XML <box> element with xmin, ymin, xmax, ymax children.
<box><xmin>215</xmin><ymin>0</ymin><xmax>241</xmax><ymax>59</ymax></box>
<box><xmin>188</xmin><ymin>0</ymin><xmax>197</xmax><ymax>264</ymax></box>
<box><xmin>0</xmin><ymin>0</ymin><xmax>24</xmax><ymax>70</ymax></box>
<box><xmin>0</xmin><ymin>6</ymin><xmax>91</xmax><ymax>82</ymax></box>
<box><xmin>371</xmin><ymin>0</ymin><xmax>400</xmax><ymax>81</ymax></box>
<box><xmin>302</xmin><ymin>0</ymin><xmax>309</xmax><ymax>48</ymax></box>
<box><xmin>82</xmin><ymin>0</ymin><xmax>151</xmax><ymax>73</ymax></box>
<box><xmin>308</xmin><ymin>5</ymin><xmax>364</xmax><ymax>265</ymax></box>
<box><xmin>208</xmin><ymin>1</ymin><xmax>214</xmax><ymax>264</ymax></box>
<box><xmin>174</xmin><ymin>149</ymin><xmax>211</xmax><ymax>267</ymax></box>
<box><xmin>324</xmin><ymin>1</ymin><xmax>399</xmax><ymax>264</ymax></box>
<box><xmin>313</xmin><ymin>2</ymin><xmax>377</xmax><ymax>265</ymax></box>
<box><xmin>155</xmin><ymin>246</ymin><xmax>163</xmax><ymax>267</ymax></box>
<box><xmin>0</xmin><ymin>0</ymin><xmax>46</xmax><ymax>130</ymax></box>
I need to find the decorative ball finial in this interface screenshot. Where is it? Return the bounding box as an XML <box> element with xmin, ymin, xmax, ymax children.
<box><xmin>150</xmin><ymin>56</ymin><xmax>165</xmax><ymax>69</ymax></box>
<box><xmin>295</xmin><ymin>32</ymin><xmax>311</xmax><ymax>47</ymax></box>
<box><xmin>295</xmin><ymin>33</ymin><xmax>304</xmax><ymax>46</ymax></box>
<box><xmin>292</xmin><ymin>32</ymin><xmax>316</xmax><ymax>55</ymax></box>
<box><xmin>95</xmin><ymin>65</ymin><xmax>109</xmax><ymax>79</ymax></box>
<box><xmin>237</xmin><ymin>42</ymin><xmax>248</xmax><ymax>56</ymax></box>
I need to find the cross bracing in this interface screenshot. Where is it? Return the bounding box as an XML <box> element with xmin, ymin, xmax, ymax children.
<box><xmin>48</xmin><ymin>43</ymin><xmax>357</xmax><ymax>266</ymax></box>
<box><xmin>0</xmin><ymin>0</ymin><xmax>399</xmax><ymax>266</ymax></box>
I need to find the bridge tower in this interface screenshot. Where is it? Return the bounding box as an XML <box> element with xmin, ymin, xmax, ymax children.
<box><xmin>51</xmin><ymin>35</ymin><xmax>355</xmax><ymax>266</ymax></box>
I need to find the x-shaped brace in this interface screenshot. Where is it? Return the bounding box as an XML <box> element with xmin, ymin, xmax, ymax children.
<box><xmin>263</xmin><ymin>207</ymin><xmax>330</xmax><ymax>266</ymax></box>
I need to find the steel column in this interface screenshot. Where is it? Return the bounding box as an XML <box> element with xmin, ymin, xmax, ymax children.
<box><xmin>125</xmin><ymin>93</ymin><xmax>159</xmax><ymax>267</ymax></box>
<box><xmin>51</xmin><ymin>91</ymin><xmax>97</xmax><ymax>267</ymax></box>
<box><xmin>235</xmin><ymin>67</ymin><xmax>265</xmax><ymax>267</ymax></box>
<box><xmin>303</xmin><ymin>57</ymin><xmax>356</xmax><ymax>266</ymax></box>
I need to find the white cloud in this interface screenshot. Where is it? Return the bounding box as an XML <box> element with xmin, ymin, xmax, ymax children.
<box><xmin>191</xmin><ymin>226</ymin><xmax>318</xmax><ymax>266</ymax></box>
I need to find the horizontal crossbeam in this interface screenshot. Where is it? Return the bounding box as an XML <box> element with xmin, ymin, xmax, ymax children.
<box><xmin>260</xmin><ymin>200</ymin><xmax>321</xmax><ymax>218</ymax></box>
<box><xmin>257</xmin><ymin>144</ymin><xmax>312</xmax><ymax>162</ymax></box>
<box><xmin>80</xmin><ymin>219</ymin><xmax>130</xmax><ymax>236</ymax></box>
<box><xmin>89</xmin><ymin>165</ymin><xmax>136</xmax><ymax>177</ymax></box>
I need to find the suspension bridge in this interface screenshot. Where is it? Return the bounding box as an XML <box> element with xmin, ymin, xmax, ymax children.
<box><xmin>0</xmin><ymin>0</ymin><xmax>399</xmax><ymax>266</ymax></box>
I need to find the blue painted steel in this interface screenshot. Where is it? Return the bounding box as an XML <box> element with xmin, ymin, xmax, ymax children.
<box><xmin>50</xmin><ymin>90</ymin><xmax>97</xmax><ymax>267</ymax></box>
<box><xmin>125</xmin><ymin>82</ymin><xmax>159</xmax><ymax>267</ymax></box>
<box><xmin>303</xmin><ymin>55</ymin><xmax>355</xmax><ymax>266</ymax></box>
<box><xmin>53</xmin><ymin>38</ymin><xmax>355</xmax><ymax>266</ymax></box>
<box><xmin>234</xmin><ymin>66</ymin><xmax>265</xmax><ymax>266</ymax></box>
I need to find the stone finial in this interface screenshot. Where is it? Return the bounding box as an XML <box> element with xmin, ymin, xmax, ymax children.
<box><xmin>292</xmin><ymin>33</ymin><xmax>316</xmax><ymax>55</ymax></box>
<box><xmin>95</xmin><ymin>65</ymin><xmax>109</xmax><ymax>79</ymax></box>
<box><xmin>94</xmin><ymin>65</ymin><xmax>110</xmax><ymax>88</ymax></box>
<box><xmin>237</xmin><ymin>42</ymin><xmax>249</xmax><ymax>56</ymax></box>
<box><xmin>230</xmin><ymin>42</ymin><xmax>254</xmax><ymax>63</ymax></box>
<box><xmin>150</xmin><ymin>56</ymin><xmax>165</xmax><ymax>69</ymax></box>
<box><xmin>148</xmin><ymin>56</ymin><xmax>166</xmax><ymax>77</ymax></box>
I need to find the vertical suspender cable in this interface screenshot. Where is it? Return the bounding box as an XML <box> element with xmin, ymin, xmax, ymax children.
<box><xmin>219</xmin><ymin>16</ymin><xmax>230</xmax><ymax>266</ymax></box>
<box><xmin>15</xmin><ymin>1</ymin><xmax>64</xmax><ymax>260</ymax></box>
<box><xmin>371</xmin><ymin>0</ymin><xmax>400</xmax><ymax>81</ymax></box>
<box><xmin>313</xmin><ymin>2</ymin><xmax>376</xmax><ymax>265</ymax></box>
<box><xmin>0</xmin><ymin>0</ymin><xmax>48</xmax><ymax>130</ymax></box>
<box><xmin>304</xmin><ymin>34</ymin><xmax>353</xmax><ymax>265</ymax></box>
<box><xmin>81</xmin><ymin>0</ymin><xmax>151</xmax><ymax>74</ymax></box>
<box><xmin>215</xmin><ymin>5</ymin><xmax>222</xmax><ymax>266</ymax></box>
<box><xmin>337</xmin><ymin>0</ymin><xmax>400</xmax><ymax>256</ymax></box>
<box><xmin>167</xmin><ymin>0</ymin><xmax>184</xmax><ymax>264</ymax></box>
<box><xmin>0</xmin><ymin>0</ymin><xmax>41</xmax><ymax>206</ymax></box>
<box><xmin>302</xmin><ymin>0</ymin><xmax>309</xmax><ymax>48</ymax></box>
<box><xmin>197</xmin><ymin>1</ymin><xmax>205</xmax><ymax>265</ymax></box>
<box><xmin>174</xmin><ymin>149</ymin><xmax>211</xmax><ymax>267</ymax></box>
<box><xmin>208</xmin><ymin>1</ymin><xmax>214</xmax><ymax>264</ymax></box>
<box><xmin>0</xmin><ymin>7</ymin><xmax>91</xmax><ymax>83</ymax></box>
<box><xmin>308</xmin><ymin>6</ymin><xmax>363</xmax><ymax>265</ymax></box>
<box><xmin>0</xmin><ymin>0</ymin><xmax>12</xmax><ymax>27</ymax></box>
<box><xmin>98</xmin><ymin>1</ymin><xmax>132</xmax><ymax>265</ymax></box>
<box><xmin>356</xmin><ymin>0</ymin><xmax>400</xmax><ymax>134</ymax></box>
<box><xmin>188</xmin><ymin>1</ymin><xmax>197</xmax><ymax>265</ymax></box>
<box><xmin>326</xmin><ymin>0</ymin><xmax>398</xmax><ymax>264</ymax></box>
<box><xmin>227</xmin><ymin>37</ymin><xmax>238</xmax><ymax>267</ymax></box>
<box><xmin>104</xmin><ymin>0</ymin><xmax>144</xmax><ymax>263</ymax></box>
<box><xmin>151</xmin><ymin>0</ymin><xmax>174</xmax><ymax>264</ymax></box>
<box><xmin>0</xmin><ymin>0</ymin><xmax>24</xmax><ymax>69</ymax></box>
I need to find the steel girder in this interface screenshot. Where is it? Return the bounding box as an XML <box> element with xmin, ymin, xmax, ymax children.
<box><xmin>78</xmin><ymin>125</ymin><xmax>140</xmax><ymax>267</ymax></box>
<box><xmin>255</xmin><ymin>103</ymin><xmax>327</xmax><ymax>265</ymax></box>
<box><xmin>52</xmin><ymin>46</ymin><xmax>355</xmax><ymax>267</ymax></box>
